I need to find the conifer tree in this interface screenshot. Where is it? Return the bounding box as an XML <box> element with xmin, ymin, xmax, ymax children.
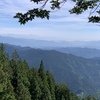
<box><xmin>0</xmin><ymin>43</ymin><xmax>11</xmax><ymax>74</ymax></box>
<box><xmin>0</xmin><ymin>69</ymin><xmax>16</xmax><ymax>100</ymax></box>
<box><xmin>38</xmin><ymin>60</ymin><xmax>52</xmax><ymax>100</ymax></box>
<box><xmin>0</xmin><ymin>44</ymin><xmax>16</xmax><ymax>100</ymax></box>
<box><xmin>46</xmin><ymin>71</ymin><xmax>56</xmax><ymax>100</ymax></box>
<box><xmin>70</xmin><ymin>93</ymin><xmax>79</xmax><ymax>100</ymax></box>
<box><xmin>84</xmin><ymin>95</ymin><xmax>97</xmax><ymax>100</ymax></box>
<box><xmin>55</xmin><ymin>84</ymin><xmax>70</xmax><ymax>100</ymax></box>
<box><xmin>29</xmin><ymin>67</ymin><xmax>42</xmax><ymax>100</ymax></box>
<box><xmin>10</xmin><ymin>52</ymin><xmax>31</xmax><ymax>100</ymax></box>
<box><xmin>38</xmin><ymin>60</ymin><xmax>47</xmax><ymax>83</ymax></box>
<box><xmin>12</xmin><ymin>50</ymin><xmax>19</xmax><ymax>62</ymax></box>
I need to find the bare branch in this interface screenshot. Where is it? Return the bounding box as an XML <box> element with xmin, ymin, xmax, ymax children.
<box><xmin>41</xmin><ymin>0</ymin><xmax>49</xmax><ymax>9</ymax></box>
<box><xmin>89</xmin><ymin>2</ymin><xmax>100</xmax><ymax>17</ymax></box>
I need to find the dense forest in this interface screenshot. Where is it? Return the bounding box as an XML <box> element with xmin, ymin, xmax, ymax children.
<box><xmin>0</xmin><ymin>43</ymin><xmax>97</xmax><ymax>100</ymax></box>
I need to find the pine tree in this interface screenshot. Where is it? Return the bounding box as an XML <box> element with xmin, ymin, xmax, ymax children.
<box><xmin>38</xmin><ymin>60</ymin><xmax>47</xmax><ymax>84</ymax></box>
<box><xmin>84</xmin><ymin>95</ymin><xmax>97</xmax><ymax>100</ymax></box>
<box><xmin>55</xmin><ymin>84</ymin><xmax>70</xmax><ymax>100</ymax></box>
<box><xmin>46</xmin><ymin>71</ymin><xmax>56</xmax><ymax>100</ymax></box>
<box><xmin>0</xmin><ymin>69</ymin><xmax>16</xmax><ymax>100</ymax></box>
<box><xmin>70</xmin><ymin>93</ymin><xmax>79</xmax><ymax>100</ymax></box>
<box><xmin>29</xmin><ymin>67</ymin><xmax>42</xmax><ymax>100</ymax></box>
<box><xmin>10</xmin><ymin>52</ymin><xmax>31</xmax><ymax>100</ymax></box>
<box><xmin>38</xmin><ymin>60</ymin><xmax>52</xmax><ymax>100</ymax></box>
<box><xmin>0</xmin><ymin>43</ymin><xmax>11</xmax><ymax>74</ymax></box>
<box><xmin>0</xmin><ymin>44</ymin><xmax>16</xmax><ymax>100</ymax></box>
<box><xmin>12</xmin><ymin>50</ymin><xmax>19</xmax><ymax>62</ymax></box>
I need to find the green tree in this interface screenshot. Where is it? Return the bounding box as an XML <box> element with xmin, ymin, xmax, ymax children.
<box><xmin>0</xmin><ymin>43</ymin><xmax>10</xmax><ymax>73</ymax></box>
<box><xmin>10</xmin><ymin>55</ymin><xmax>31</xmax><ymax>100</ymax></box>
<box><xmin>14</xmin><ymin>0</ymin><xmax>100</xmax><ymax>24</ymax></box>
<box><xmin>84</xmin><ymin>95</ymin><xmax>97</xmax><ymax>100</ymax></box>
<box><xmin>46</xmin><ymin>71</ymin><xmax>56</xmax><ymax>100</ymax></box>
<box><xmin>38</xmin><ymin>60</ymin><xmax>48</xmax><ymax>85</ymax></box>
<box><xmin>29</xmin><ymin>67</ymin><xmax>42</xmax><ymax>100</ymax></box>
<box><xmin>12</xmin><ymin>50</ymin><xmax>19</xmax><ymax>62</ymax></box>
<box><xmin>70</xmin><ymin>92</ymin><xmax>79</xmax><ymax>100</ymax></box>
<box><xmin>38</xmin><ymin>60</ymin><xmax>52</xmax><ymax>100</ymax></box>
<box><xmin>0</xmin><ymin>69</ymin><xmax>16</xmax><ymax>100</ymax></box>
<box><xmin>55</xmin><ymin>84</ymin><xmax>70</xmax><ymax>100</ymax></box>
<box><xmin>0</xmin><ymin>44</ymin><xmax>16</xmax><ymax>100</ymax></box>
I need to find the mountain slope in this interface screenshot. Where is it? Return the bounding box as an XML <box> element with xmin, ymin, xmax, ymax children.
<box><xmin>54</xmin><ymin>47</ymin><xmax>100</xmax><ymax>58</ymax></box>
<box><xmin>3</xmin><ymin>43</ymin><xmax>100</xmax><ymax>97</ymax></box>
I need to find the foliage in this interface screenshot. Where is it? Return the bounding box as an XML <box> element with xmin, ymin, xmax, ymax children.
<box><xmin>14</xmin><ymin>0</ymin><xmax>67</xmax><ymax>24</ymax></box>
<box><xmin>70</xmin><ymin>0</ymin><xmax>100</xmax><ymax>23</ymax></box>
<box><xmin>14</xmin><ymin>0</ymin><xmax>100</xmax><ymax>24</ymax></box>
<box><xmin>84</xmin><ymin>95</ymin><xmax>97</xmax><ymax>100</ymax></box>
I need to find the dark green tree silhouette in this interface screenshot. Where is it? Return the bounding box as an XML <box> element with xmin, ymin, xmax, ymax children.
<box><xmin>0</xmin><ymin>69</ymin><xmax>16</xmax><ymax>100</ymax></box>
<box><xmin>0</xmin><ymin>44</ymin><xmax>16</xmax><ymax>100</ymax></box>
<box><xmin>29</xmin><ymin>67</ymin><xmax>42</xmax><ymax>100</ymax></box>
<box><xmin>10</xmin><ymin>56</ymin><xmax>31</xmax><ymax>100</ymax></box>
<box><xmin>84</xmin><ymin>95</ymin><xmax>97</xmax><ymax>100</ymax></box>
<box><xmin>70</xmin><ymin>93</ymin><xmax>79</xmax><ymax>100</ymax></box>
<box><xmin>55</xmin><ymin>84</ymin><xmax>70</xmax><ymax>100</ymax></box>
<box><xmin>38</xmin><ymin>60</ymin><xmax>52</xmax><ymax>100</ymax></box>
<box><xmin>12</xmin><ymin>50</ymin><xmax>19</xmax><ymax>62</ymax></box>
<box><xmin>46</xmin><ymin>71</ymin><xmax>56</xmax><ymax>100</ymax></box>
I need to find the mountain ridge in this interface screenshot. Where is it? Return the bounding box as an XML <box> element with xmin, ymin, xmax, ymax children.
<box><xmin>1</xmin><ymin>35</ymin><xmax>100</xmax><ymax>49</ymax></box>
<box><xmin>54</xmin><ymin>47</ymin><xmax>100</xmax><ymax>58</ymax></box>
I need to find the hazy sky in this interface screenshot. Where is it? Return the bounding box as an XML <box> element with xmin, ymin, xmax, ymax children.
<box><xmin>0</xmin><ymin>0</ymin><xmax>100</xmax><ymax>41</ymax></box>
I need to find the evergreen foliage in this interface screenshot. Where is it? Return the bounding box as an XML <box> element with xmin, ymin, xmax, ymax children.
<box><xmin>0</xmin><ymin>44</ymin><xmax>97</xmax><ymax>100</ymax></box>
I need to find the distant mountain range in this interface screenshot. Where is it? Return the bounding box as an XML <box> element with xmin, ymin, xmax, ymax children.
<box><xmin>3</xmin><ymin>43</ymin><xmax>100</xmax><ymax>98</ymax></box>
<box><xmin>2</xmin><ymin>35</ymin><xmax>100</xmax><ymax>58</ymax></box>
<box><xmin>1</xmin><ymin>35</ymin><xmax>100</xmax><ymax>49</ymax></box>
<box><xmin>0</xmin><ymin>35</ymin><xmax>71</xmax><ymax>48</ymax></box>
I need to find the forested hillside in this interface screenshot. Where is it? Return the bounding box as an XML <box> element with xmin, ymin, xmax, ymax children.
<box><xmin>0</xmin><ymin>43</ymin><xmax>78</xmax><ymax>100</ymax></box>
<box><xmin>3</xmin><ymin>43</ymin><xmax>100</xmax><ymax>98</ymax></box>
<box><xmin>0</xmin><ymin>43</ymin><xmax>97</xmax><ymax>100</ymax></box>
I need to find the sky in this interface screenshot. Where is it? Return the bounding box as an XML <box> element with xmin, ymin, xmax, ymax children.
<box><xmin>0</xmin><ymin>0</ymin><xmax>100</xmax><ymax>41</ymax></box>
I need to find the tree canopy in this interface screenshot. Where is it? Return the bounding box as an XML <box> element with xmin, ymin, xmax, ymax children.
<box><xmin>14</xmin><ymin>0</ymin><xmax>100</xmax><ymax>24</ymax></box>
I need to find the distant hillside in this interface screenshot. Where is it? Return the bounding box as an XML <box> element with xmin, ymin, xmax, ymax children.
<box><xmin>54</xmin><ymin>47</ymin><xmax>100</xmax><ymax>58</ymax></box>
<box><xmin>1</xmin><ymin>35</ymin><xmax>100</xmax><ymax>49</ymax></box>
<box><xmin>3</xmin><ymin>43</ymin><xmax>100</xmax><ymax>97</ymax></box>
<box><xmin>0</xmin><ymin>36</ymin><xmax>71</xmax><ymax>48</ymax></box>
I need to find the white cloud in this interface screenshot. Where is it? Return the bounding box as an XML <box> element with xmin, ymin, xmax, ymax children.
<box><xmin>0</xmin><ymin>27</ymin><xmax>62</xmax><ymax>40</ymax></box>
<box><xmin>0</xmin><ymin>0</ymin><xmax>36</xmax><ymax>16</ymax></box>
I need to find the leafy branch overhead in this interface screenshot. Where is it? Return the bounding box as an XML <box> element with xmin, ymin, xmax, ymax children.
<box><xmin>14</xmin><ymin>9</ymin><xmax>50</xmax><ymax>24</ymax></box>
<box><xmin>70</xmin><ymin>0</ymin><xmax>100</xmax><ymax>23</ymax></box>
<box><xmin>14</xmin><ymin>0</ymin><xmax>100</xmax><ymax>24</ymax></box>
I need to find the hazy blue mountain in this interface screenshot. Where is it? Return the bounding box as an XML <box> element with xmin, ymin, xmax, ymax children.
<box><xmin>0</xmin><ymin>36</ymin><xmax>71</xmax><ymax>48</ymax></box>
<box><xmin>3</xmin><ymin>43</ymin><xmax>100</xmax><ymax>98</ymax></box>
<box><xmin>54</xmin><ymin>47</ymin><xmax>100</xmax><ymax>58</ymax></box>
<box><xmin>1</xmin><ymin>35</ymin><xmax>100</xmax><ymax>49</ymax></box>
